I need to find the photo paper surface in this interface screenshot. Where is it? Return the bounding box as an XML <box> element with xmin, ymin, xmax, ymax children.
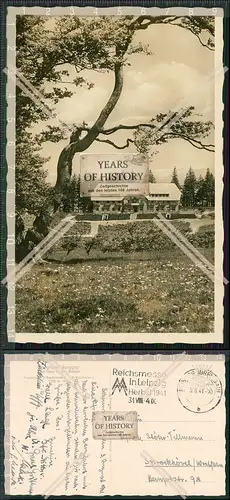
<box><xmin>5</xmin><ymin>6</ymin><xmax>225</xmax><ymax>343</ymax></box>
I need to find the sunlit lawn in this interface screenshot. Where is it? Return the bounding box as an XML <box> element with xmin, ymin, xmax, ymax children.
<box><xmin>16</xmin><ymin>248</ymin><xmax>214</xmax><ymax>334</ymax></box>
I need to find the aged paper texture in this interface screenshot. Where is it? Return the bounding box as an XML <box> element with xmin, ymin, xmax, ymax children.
<box><xmin>5</xmin><ymin>6</ymin><xmax>225</xmax><ymax>343</ymax></box>
<box><xmin>5</xmin><ymin>353</ymin><xmax>226</xmax><ymax>496</ymax></box>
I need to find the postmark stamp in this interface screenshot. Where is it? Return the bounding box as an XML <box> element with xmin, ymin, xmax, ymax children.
<box><xmin>92</xmin><ymin>411</ymin><xmax>138</xmax><ymax>440</ymax></box>
<box><xmin>177</xmin><ymin>367</ymin><xmax>223</xmax><ymax>413</ymax></box>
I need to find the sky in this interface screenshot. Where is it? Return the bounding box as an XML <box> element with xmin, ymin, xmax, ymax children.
<box><xmin>31</xmin><ymin>18</ymin><xmax>215</xmax><ymax>186</ymax></box>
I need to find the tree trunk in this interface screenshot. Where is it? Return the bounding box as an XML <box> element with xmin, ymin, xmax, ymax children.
<box><xmin>55</xmin><ymin>59</ymin><xmax>124</xmax><ymax>192</ymax></box>
<box><xmin>19</xmin><ymin>56</ymin><xmax>125</xmax><ymax>261</ymax></box>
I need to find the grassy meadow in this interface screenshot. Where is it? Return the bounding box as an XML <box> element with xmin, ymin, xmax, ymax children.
<box><xmin>16</xmin><ymin>247</ymin><xmax>214</xmax><ymax>334</ymax></box>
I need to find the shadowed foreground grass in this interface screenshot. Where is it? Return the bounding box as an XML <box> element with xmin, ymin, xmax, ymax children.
<box><xmin>16</xmin><ymin>248</ymin><xmax>214</xmax><ymax>334</ymax></box>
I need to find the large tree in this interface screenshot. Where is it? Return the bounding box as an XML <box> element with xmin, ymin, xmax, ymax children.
<box><xmin>181</xmin><ymin>166</ymin><xmax>197</xmax><ymax>207</ymax></box>
<box><xmin>195</xmin><ymin>174</ymin><xmax>206</xmax><ymax>207</ymax></box>
<box><xmin>202</xmin><ymin>168</ymin><xmax>215</xmax><ymax>207</ymax></box>
<box><xmin>16</xmin><ymin>15</ymin><xmax>215</xmax><ymax>248</ymax></box>
<box><xmin>171</xmin><ymin>167</ymin><xmax>181</xmax><ymax>190</ymax></box>
<box><xmin>149</xmin><ymin>170</ymin><xmax>156</xmax><ymax>183</ymax></box>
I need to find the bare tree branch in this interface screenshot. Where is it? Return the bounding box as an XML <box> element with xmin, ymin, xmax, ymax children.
<box><xmin>53</xmin><ymin>16</ymin><xmax>214</xmax><ymax>191</ymax></box>
<box><xmin>161</xmin><ymin>132</ymin><xmax>214</xmax><ymax>151</ymax></box>
<box><xmin>95</xmin><ymin>126</ymin><xmax>214</xmax><ymax>152</ymax></box>
<box><xmin>62</xmin><ymin>115</ymin><xmax>213</xmax><ymax>153</ymax></box>
<box><xmin>98</xmin><ymin>112</ymin><xmax>180</xmax><ymax>136</ymax></box>
<box><xmin>131</xmin><ymin>16</ymin><xmax>174</xmax><ymax>30</ymax></box>
<box><xmin>98</xmin><ymin>122</ymin><xmax>157</xmax><ymax>135</ymax></box>
<box><xmin>131</xmin><ymin>15</ymin><xmax>214</xmax><ymax>51</ymax></box>
<box><xmin>55</xmin><ymin>44</ymin><xmax>131</xmax><ymax>188</ymax></box>
<box><xmin>168</xmin><ymin>19</ymin><xmax>214</xmax><ymax>50</ymax></box>
<box><xmin>95</xmin><ymin>137</ymin><xmax>134</xmax><ymax>149</ymax></box>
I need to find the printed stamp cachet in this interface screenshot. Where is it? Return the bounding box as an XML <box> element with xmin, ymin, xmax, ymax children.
<box><xmin>177</xmin><ymin>367</ymin><xmax>223</xmax><ymax>413</ymax></box>
<box><xmin>80</xmin><ymin>153</ymin><xmax>149</xmax><ymax>197</ymax></box>
<box><xmin>92</xmin><ymin>411</ymin><xmax>138</xmax><ymax>440</ymax></box>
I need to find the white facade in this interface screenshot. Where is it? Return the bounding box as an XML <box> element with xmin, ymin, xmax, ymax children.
<box><xmin>146</xmin><ymin>182</ymin><xmax>181</xmax><ymax>202</ymax></box>
<box><xmin>91</xmin><ymin>183</ymin><xmax>181</xmax><ymax>213</ymax></box>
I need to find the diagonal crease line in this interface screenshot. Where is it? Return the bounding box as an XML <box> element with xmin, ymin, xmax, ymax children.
<box><xmin>154</xmin><ymin>218</ymin><xmax>215</xmax><ymax>283</ymax></box>
<box><xmin>4</xmin><ymin>65</ymin><xmax>228</xmax><ymax>285</ymax></box>
<box><xmin>4</xmin><ymin>67</ymin><xmax>54</xmax><ymax>119</ymax></box>
<box><xmin>2</xmin><ymin>216</ymin><xmax>75</xmax><ymax>284</ymax></box>
<box><xmin>43</xmin><ymin>453</ymin><xmax>86</xmax><ymax>498</ymax></box>
<box><xmin>5</xmin><ymin>64</ymin><xmax>228</xmax><ymax>146</ymax></box>
<box><xmin>158</xmin><ymin>213</ymin><xmax>214</xmax><ymax>272</ymax></box>
<box><xmin>44</xmin><ymin>354</ymin><xmax>91</xmax><ymax>400</ymax></box>
<box><xmin>15</xmin><ymin>216</ymin><xmax>75</xmax><ymax>269</ymax></box>
<box><xmin>4</xmin><ymin>67</ymin><xmax>74</xmax><ymax>134</ymax></box>
<box><xmin>157</xmin><ymin>214</ymin><xmax>228</xmax><ymax>286</ymax></box>
<box><xmin>141</xmin><ymin>450</ymin><xmax>187</xmax><ymax>499</ymax></box>
<box><xmin>15</xmin><ymin>67</ymin><xmax>57</xmax><ymax>109</ymax></box>
<box><xmin>161</xmin><ymin>361</ymin><xmax>185</xmax><ymax>380</ymax></box>
<box><xmin>14</xmin><ymin>219</ymin><xmax>76</xmax><ymax>284</ymax></box>
<box><xmin>147</xmin><ymin>352</ymin><xmax>187</xmax><ymax>397</ymax></box>
<box><xmin>157</xmin><ymin>213</ymin><xmax>217</xmax><ymax>277</ymax></box>
<box><xmin>13</xmin><ymin>67</ymin><xmax>73</xmax><ymax>134</ymax></box>
<box><xmin>5</xmin><ymin>67</ymin><xmax>55</xmax><ymax>117</ymax></box>
<box><xmin>14</xmin><ymin>68</ymin><xmax>71</xmax><ymax>133</ymax></box>
<box><xmin>152</xmin><ymin>65</ymin><xmax>228</xmax><ymax>141</ymax></box>
<box><xmin>2</xmin><ymin>216</ymin><xmax>76</xmax><ymax>285</ymax></box>
<box><xmin>5</xmin><ymin>66</ymin><xmax>52</xmax><ymax>105</ymax></box>
<box><xmin>160</xmin><ymin>351</ymin><xmax>187</xmax><ymax>380</ymax></box>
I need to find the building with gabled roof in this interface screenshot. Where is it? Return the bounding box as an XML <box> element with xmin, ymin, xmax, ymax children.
<box><xmin>91</xmin><ymin>182</ymin><xmax>181</xmax><ymax>213</ymax></box>
<box><xmin>147</xmin><ymin>182</ymin><xmax>181</xmax><ymax>201</ymax></box>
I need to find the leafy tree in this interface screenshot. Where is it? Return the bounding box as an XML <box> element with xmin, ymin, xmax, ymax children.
<box><xmin>195</xmin><ymin>174</ymin><xmax>205</xmax><ymax>207</ymax></box>
<box><xmin>15</xmin><ymin>17</ymin><xmax>53</xmax><ymax>255</ymax></box>
<box><xmin>17</xmin><ymin>15</ymin><xmax>215</xmax><ymax>192</ymax></box>
<box><xmin>15</xmin><ymin>131</ymin><xmax>52</xmax><ymax>260</ymax></box>
<box><xmin>16</xmin><ymin>133</ymin><xmax>50</xmax><ymax>216</ymax></box>
<box><xmin>61</xmin><ymin>174</ymin><xmax>80</xmax><ymax>212</ymax></box>
<box><xmin>194</xmin><ymin>170</ymin><xmax>215</xmax><ymax>208</ymax></box>
<box><xmin>149</xmin><ymin>170</ymin><xmax>156</xmax><ymax>183</ymax></box>
<box><xmin>16</xmin><ymin>16</ymin><xmax>73</xmax><ymax>139</ymax></box>
<box><xmin>16</xmin><ymin>15</ymin><xmax>215</xmax><ymax>252</ymax></box>
<box><xmin>171</xmin><ymin>167</ymin><xmax>181</xmax><ymax>189</ymax></box>
<box><xmin>181</xmin><ymin>167</ymin><xmax>197</xmax><ymax>207</ymax></box>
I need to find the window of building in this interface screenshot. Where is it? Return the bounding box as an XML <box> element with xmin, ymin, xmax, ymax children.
<box><xmin>150</xmin><ymin>193</ymin><xmax>169</xmax><ymax>197</ymax></box>
<box><xmin>104</xmin><ymin>203</ymin><xmax>111</xmax><ymax>210</ymax></box>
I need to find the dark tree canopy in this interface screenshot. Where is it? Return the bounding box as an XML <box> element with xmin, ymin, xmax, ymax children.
<box><xmin>181</xmin><ymin>167</ymin><xmax>215</xmax><ymax>208</ymax></box>
<box><xmin>149</xmin><ymin>170</ymin><xmax>156</xmax><ymax>183</ymax></box>
<box><xmin>171</xmin><ymin>167</ymin><xmax>181</xmax><ymax>190</ymax></box>
<box><xmin>181</xmin><ymin>167</ymin><xmax>197</xmax><ymax>207</ymax></box>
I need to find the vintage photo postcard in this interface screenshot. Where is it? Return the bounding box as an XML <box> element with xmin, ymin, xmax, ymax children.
<box><xmin>5</xmin><ymin>6</ymin><xmax>226</xmax><ymax>343</ymax></box>
<box><xmin>4</xmin><ymin>352</ymin><xmax>226</xmax><ymax>496</ymax></box>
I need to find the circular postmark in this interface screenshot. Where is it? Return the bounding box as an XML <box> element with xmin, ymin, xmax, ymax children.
<box><xmin>177</xmin><ymin>367</ymin><xmax>222</xmax><ymax>413</ymax></box>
